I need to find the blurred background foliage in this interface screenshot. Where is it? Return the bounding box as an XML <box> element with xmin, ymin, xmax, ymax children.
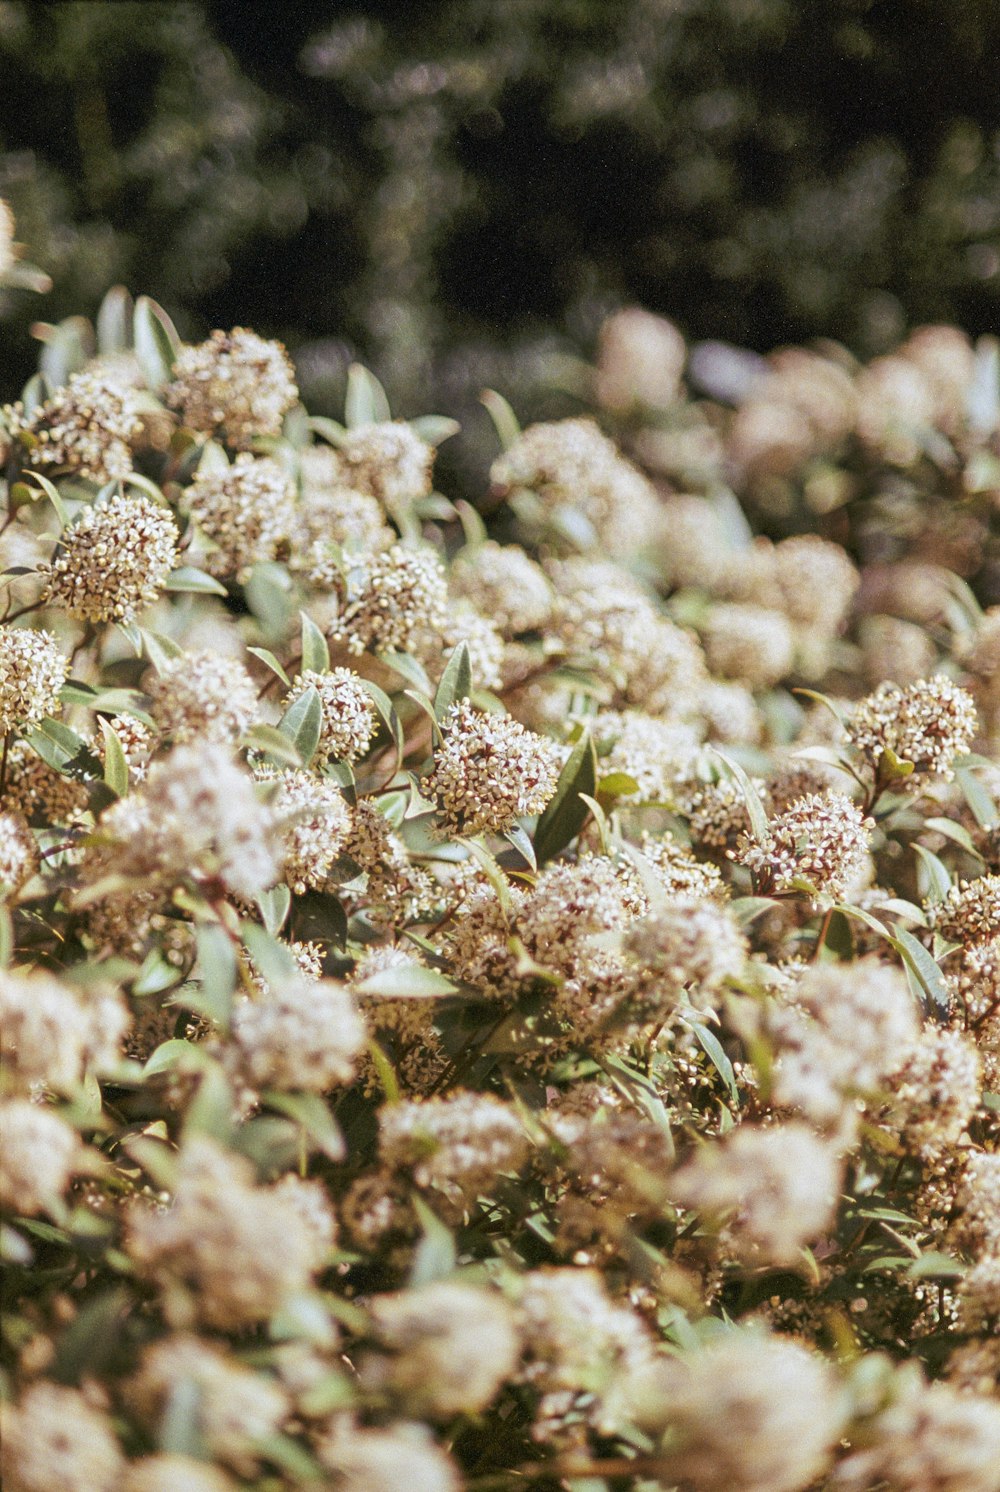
<box><xmin>2</xmin><ymin>0</ymin><xmax>999</xmax><ymax>443</ymax></box>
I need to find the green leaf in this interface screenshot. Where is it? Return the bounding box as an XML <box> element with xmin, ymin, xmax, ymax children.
<box><xmin>924</xmin><ymin>817</ymin><xmax>983</xmax><ymax>857</ymax></box>
<box><xmin>0</xmin><ymin>905</ymin><xmax>12</xmax><ymax>968</ymax></box>
<box><xmin>241</xmin><ymin>921</ymin><xmax>299</xmax><ymax>985</ymax></box>
<box><xmin>278</xmin><ymin>685</ymin><xmax>322</xmax><ymax>767</ymax></box>
<box><xmin>410</xmin><ymin>1195</ymin><xmax>458</xmax><ymax>1286</ymax></box>
<box><xmin>454</xmin><ymin>498</ymin><xmax>488</xmax><ymax>547</ymax></box>
<box><xmin>21</xmin><ymin>469</ymin><xmax>69</xmax><ymax>528</ymax></box>
<box><xmin>26</xmin><ymin>718</ymin><xmax>99</xmax><ymax>778</ymax></box>
<box><xmin>533</xmin><ymin>731</ymin><xmax>597</xmax><ymax>866</ymax></box>
<box><xmin>955</xmin><ymin>764</ymin><xmax>998</xmax><ymax>830</ymax></box>
<box><xmin>180</xmin><ymin>1060</ymin><xmax>236</xmax><ymax>1144</ymax></box>
<box><xmin>908</xmin><ymin>1252</ymin><xmax>967</xmax><ymax>1280</ymax></box>
<box><xmin>688</xmin><ymin>1020</ymin><xmax>740</xmax><ymax>1105</ymax></box>
<box><xmin>308</xmin><ymin>415</ymin><xmax>347</xmax><ymax>446</ymax></box>
<box><xmin>245</xmin><ymin>722</ymin><xmax>303</xmax><ymax>768</ymax></box>
<box><xmin>53</xmin><ymin>1288</ymin><xmax>131</xmax><ymax>1386</ymax></box>
<box><xmin>434</xmin><ymin>640</ymin><xmax>472</xmax><ymax>723</ymax></box>
<box><xmin>890</xmin><ymin>928</ymin><xmax>951</xmax><ymax>1020</ymax></box>
<box><xmin>378</xmin><ymin>650</ymin><xmax>433</xmax><ymax>696</ymax></box>
<box><xmin>143</xmin><ymin>1039</ymin><xmax>205</xmax><ymax>1077</ymax></box>
<box><xmin>410</xmin><ymin>414</ymin><xmax>460</xmax><ymax>445</ymax></box>
<box><xmin>263</xmin><ymin>1091</ymin><xmax>345</xmax><ymax>1161</ymax></box>
<box><xmin>96</xmin><ymin>285</ymin><xmax>133</xmax><ymax>355</ymax></box>
<box><xmin>163</xmin><ymin>566</ymin><xmax>228</xmax><ymax>596</ymax></box>
<box><xmin>358</xmin><ymin>963</ymin><xmax>457</xmax><ymax>998</ymax></box>
<box><xmin>97</xmin><ymin>718</ymin><xmax>129</xmax><ymax>797</ymax></box>
<box><xmin>345</xmin><ymin>363</ymin><xmax>391</xmax><ymax>427</ymax></box>
<box><xmin>158</xmin><ymin>1377</ymin><xmax>205</xmax><ymax>1458</ymax></box>
<box><xmin>256</xmin><ymin>884</ymin><xmax>291</xmax><ymax>935</ymax></box>
<box><xmin>300</xmin><ymin>609</ymin><xmax>330</xmax><ymax>675</ymax></box>
<box><xmin>196</xmin><ymin>438</ymin><xmax>230</xmax><ymax>475</ymax></box>
<box><xmin>913</xmin><ymin>843</ymin><xmax>952</xmax><ymax>903</ymax></box>
<box><xmin>247</xmin><ymin>646</ymin><xmax>291</xmax><ymax>687</ymax></box>
<box><xmin>252</xmin><ymin>1433</ymin><xmax>325</xmax><ymax>1483</ymax></box>
<box><xmin>480</xmin><ymin>388</ymin><xmax>521</xmax><ymax>450</ymax></box>
<box><xmin>597</xmin><ymin>771</ymin><xmax>642</xmax><ymax>800</ymax></box>
<box><xmin>359</xmin><ymin>678</ymin><xmax>404</xmax><ymax>772</ymax></box>
<box><xmin>139</xmin><ymin>627</ymin><xmax>184</xmax><ymax>674</ymax></box>
<box><xmin>194</xmin><ymin>924</ymin><xmax>238</xmax><ymax>1029</ymax></box>
<box><xmin>504</xmin><ymin>821</ymin><xmax>537</xmax><ymax>871</ymax></box>
<box><xmin>710</xmin><ymin>747</ymin><xmax>769</xmax><ymax>841</ymax></box>
<box><xmin>133</xmin><ymin>295</ymin><xmax>179</xmax><ymax>390</ymax></box>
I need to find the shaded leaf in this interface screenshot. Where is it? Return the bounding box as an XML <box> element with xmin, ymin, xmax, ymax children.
<box><xmin>163</xmin><ymin>566</ymin><xmax>228</xmax><ymax>596</ymax></box>
<box><xmin>264</xmin><ymin>1091</ymin><xmax>345</xmax><ymax>1161</ymax></box>
<box><xmin>533</xmin><ymin>731</ymin><xmax>597</xmax><ymax>866</ymax></box>
<box><xmin>300</xmin><ymin>609</ymin><xmax>330</xmax><ymax>675</ymax></box>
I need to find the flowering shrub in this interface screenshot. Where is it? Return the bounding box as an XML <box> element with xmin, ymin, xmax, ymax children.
<box><xmin>1</xmin><ymin>237</ymin><xmax>1000</xmax><ymax>1488</ymax></box>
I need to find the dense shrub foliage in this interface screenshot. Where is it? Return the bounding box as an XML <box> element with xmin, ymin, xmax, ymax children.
<box><xmin>1</xmin><ymin>0</ymin><xmax>999</xmax><ymax>425</ymax></box>
<box><xmin>1</xmin><ymin>214</ymin><xmax>1000</xmax><ymax>1485</ymax></box>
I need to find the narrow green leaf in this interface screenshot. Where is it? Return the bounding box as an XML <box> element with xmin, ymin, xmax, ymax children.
<box><xmin>378</xmin><ymin>649</ymin><xmax>433</xmax><ymax>696</ymax></box>
<box><xmin>913</xmin><ymin>843</ymin><xmax>952</xmax><ymax>903</ymax></box>
<box><xmin>710</xmin><ymin>747</ymin><xmax>769</xmax><ymax>841</ymax></box>
<box><xmin>122</xmin><ymin>471</ymin><xmax>168</xmax><ymax>504</ymax></box>
<box><xmin>264</xmin><ymin>1091</ymin><xmax>344</xmax><ymax>1161</ymax></box>
<box><xmin>409</xmin><ymin>414</ymin><xmax>460</xmax><ymax>445</ymax></box>
<box><xmin>21</xmin><ymin>470</ymin><xmax>69</xmax><ymax>528</ymax></box>
<box><xmin>98</xmin><ymin>718</ymin><xmax>129</xmax><ymax>797</ymax></box>
<box><xmin>434</xmin><ymin>640</ymin><xmax>472</xmax><ymax>722</ymax></box>
<box><xmin>241</xmin><ymin>921</ymin><xmax>299</xmax><ymax>985</ymax></box>
<box><xmin>278</xmin><ymin>685</ymin><xmax>322</xmax><ymax>767</ymax></box>
<box><xmin>345</xmin><ymin>363</ymin><xmax>391</xmax><ymax>427</ymax></box>
<box><xmin>955</xmin><ymin>764</ymin><xmax>998</xmax><ymax>830</ymax></box>
<box><xmin>890</xmin><ymin>928</ymin><xmax>951</xmax><ymax>1019</ymax></box>
<box><xmin>96</xmin><ymin>285</ymin><xmax>134</xmax><ymax>355</ymax></box>
<box><xmin>245</xmin><ymin>723</ymin><xmax>303</xmax><ymax>768</ymax></box>
<box><xmin>533</xmin><ymin>731</ymin><xmax>597</xmax><ymax>866</ymax></box>
<box><xmin>247</xmin><ymin>647</ymin><xmax>292</xmax><ymax>687</ymax></box>
<box><xmin>142</xmin><ymin>1039</ymin><xmax>204</xmax><ymax>1077</ymax></box>
<box><xmin>922</xmin><ymin>820</ymin><xmax>978</xmax><ymax>858</ymax></box>
<box><xmin>163</xmin><ymin>566</ymin><xmax>228</xmax><ymax>596</ymax></box>
<box><xmin>791</xmin><ymin>687</ymin><xmax>851</xmax><ymax>731</ymax></box>
<box><xmin>504</xmin><ymin>821</ymin><xmax>537</xmax><ymax>871</ymax></box>
<box><xmin>908</xmin><ymin>1252</ymin><xmax>967</xmax><ymax>1280</ymax></box>
<box><xmin>410</xmin><ymin>1195</ymin><xmax>458</xmax><ymax>1286</ymax></box>
<box><xmin>139</xmin><ymin>628</ymin><xmax>184</xmax><ymax>675</ymax></box>
<box><xmin>133</xmin><ymin>295</ymin><xmax>179</xmax><ymax>390</ymax></box>
<box><xmin>688</xmin><ymin>1020</ymin><xmax>740</xmax><ymax>1105</ymax></box>
<box><xmin>0</xmin><ymin>905</ymin><xmax>12</xmax><ymax>967</ymax></box>
<box><xmin>358</xmin><ymin>963</ymin><xmax>457</xmax><ymax>998</ymax></box>
<box><xmin>300</xmin><ymin>609</ymin><xmax>330</xmax><ymax>675</ymax></box>
<box><xmin>480</xmin><ymin>388</ymin><xmax>521</xmax><ymax>449</ymax></box>
<box><xmin>308</xmin><ymin>416</ymin><xmax>347</xmax><ymax>446</ymax></box>
<box><xmin>158</xmin><ymin>1378</ymin><xmax>205</xmax><ymax>1458</ymax></box>
<box><xmin>359</xmin><ymin>677</ymin><xmax>404</xmax><ymax>771</ymax></box>
<box><xmin>454</xmin><ymin>499</ymin><xmax>488</xmax><ymax>547</ymax></box>
<box><xmin>194</xmin><ymin>924</ymin><xmax>238</xmax><ymax>1029</ymax></box>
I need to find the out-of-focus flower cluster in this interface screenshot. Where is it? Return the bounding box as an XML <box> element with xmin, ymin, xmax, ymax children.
<box><xmin>1</xmin><ymin>270</ymin><xmax>999</xmax><ymax>1492</ymax></box>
